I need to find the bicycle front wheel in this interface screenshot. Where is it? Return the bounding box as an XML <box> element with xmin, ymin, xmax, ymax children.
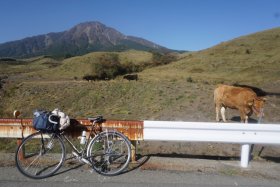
<box><xmin>87</xmin><ymin>131</ymin><xmax>131</xmax><ymax>176</ymax></box>
<box><xmin>15</xmin><ymin>132</ymin><xmax>65</xmax><ymax>179</ymax></box>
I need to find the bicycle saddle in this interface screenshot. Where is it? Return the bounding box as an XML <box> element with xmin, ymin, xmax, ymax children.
<box><xmin>88</xmin><ymin>115</ymin><xmax>104</xmax><ymax>123</ymax></box>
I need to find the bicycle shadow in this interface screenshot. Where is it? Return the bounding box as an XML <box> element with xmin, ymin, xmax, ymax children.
<box><xmin>53</xmin><ymin>154</ymin><xmax>150</xmax><ymax>177</ymax></box>
<box><xmin>123</xmin><ymin>154</ymin><xmax>151</xmax><ymax>174</ymax></box>
<box><xmin>52</xmin><ymin>156</ymin><xmax>85</xmax><ymax>177</ymax></box>
<box><xmin>128</xmin><ymin>153</ymin><xmax>240</xmax><ymax>172</ymax></box>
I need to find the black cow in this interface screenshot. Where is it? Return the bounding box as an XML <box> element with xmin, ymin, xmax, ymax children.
<box><xmin>123</xmin><ymin>74</ymin><xmax>138</xmax><ymax>81</ymax></box>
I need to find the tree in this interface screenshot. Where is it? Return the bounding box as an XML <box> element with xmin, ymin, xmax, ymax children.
<box><xmin>152</xmin><ymin>52</ymin><xmax>177</xmax><ymax>66</ymax></box>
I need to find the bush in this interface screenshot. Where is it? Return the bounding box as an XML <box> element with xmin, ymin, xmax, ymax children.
<box><xmin>83</xmin><ymin>52</ymin><xmax>178</xmax><ymax>81</ymax></box>
<box><xmin>186</xmin><ymin>77</ymin><xmax>193</xmax><ymax>83</ymax></box>
<box><xmin>90</xmin><ymin>53</ymin><xmax>125</xmax><ymax>80</ymax></box>
<box><xmin>122</xmin><ymin>61</ymin><xmax>145</xmax><ymax>73</ymax></box>
<box><xmin>245</xmin><ymin>49</ymin><xmax>251</xmax><ymax>54</ymax></box>
<box><xmin>152</xmin><ymin>52</ymin><xmax>177</xmax><ymax>66</ymax></box>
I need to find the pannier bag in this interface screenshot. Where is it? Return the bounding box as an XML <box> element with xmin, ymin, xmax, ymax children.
<box><xmin>33</xmin><ymin>111</ymin><xmax>59</xmax><ymax>132</ymax></box>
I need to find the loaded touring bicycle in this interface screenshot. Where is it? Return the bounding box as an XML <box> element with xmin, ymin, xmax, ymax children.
<box><xmin>15</xmin><ymin>110</ymin><xmax>131</xmax><ymax>179</ymax></box>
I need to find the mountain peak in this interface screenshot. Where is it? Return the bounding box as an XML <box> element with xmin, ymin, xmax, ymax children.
<box><xmin>70</xmin><ymin>21</ymin><xmax>107</xmax><ymax>33</ymax></box>
<box><xmin>65</xmin><ymin>21</ymin><xmax>125</xmax><ymax>45</ymax></box>
<box><xmin>0</xmin><ymin>21</ymin><xmax>171</xmax><ymax>58</ymax></box>
<box><xmin>75</xmin><ymin>21</ymin><xmax>105</xmax><ymax>27</ymax></box>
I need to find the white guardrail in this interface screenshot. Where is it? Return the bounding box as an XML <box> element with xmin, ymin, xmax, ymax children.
<box><xmin>143</xmin><ymin>121</ymin><xmax>280</xmax><ymax>168</ymax></box>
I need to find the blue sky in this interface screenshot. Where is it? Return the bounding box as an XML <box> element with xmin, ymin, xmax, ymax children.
<box><xmin>0</xmin><ymin>0</ymin><xmax>279</xmax><ymax>51</ymax></box>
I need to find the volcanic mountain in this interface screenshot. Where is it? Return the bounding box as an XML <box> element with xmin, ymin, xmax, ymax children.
<box><xmin>0</xmin><ymin>21</ymin><xmax>171</xmax><ymax>58</ymax></box>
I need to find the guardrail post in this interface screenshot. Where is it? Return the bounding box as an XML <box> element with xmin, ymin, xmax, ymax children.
<box><xmin>17</xmin><ymin>138</ymin><xmax>24</xmax><ymax>160</ymax></box>
<box><xmin>131</xmin><ymin>140</ymin><xmax>137</xmax><ymax>162</ymax></box>
<box><xmin>240</xmin><ymin>144</ymin><xmax>251</xmax><ymax>168</ymax></box>
<box><xmin>14</xmin><ymin>110</ymin><xmax>25</xmax><ymax>160</ymax></box>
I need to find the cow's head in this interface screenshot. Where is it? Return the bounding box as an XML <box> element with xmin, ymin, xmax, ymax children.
<box><xmin>248</xmin><ymin>97</ymin><xmax>266</xmax><ymax>117</ymax></box>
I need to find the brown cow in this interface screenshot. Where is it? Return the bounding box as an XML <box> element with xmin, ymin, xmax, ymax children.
<box><xmin>214</xmin><ymin>84</ymin><xmax>266</xmax><ymax>123</ymax></box>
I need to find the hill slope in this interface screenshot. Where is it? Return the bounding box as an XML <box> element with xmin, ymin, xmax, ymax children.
<box><xmin>0</xmin><ymin>28</ymin><xmax>279</xmax><ymax>124</ymax></box>
<box><xmin>0</xmin><ymin>21</ymin><xmax>171</xmax><ymax>58</ymax></box>
<box><xmin>142</xmin><ymin>27</ymin><xmax>280</xmax><ymax>84</ymax></box>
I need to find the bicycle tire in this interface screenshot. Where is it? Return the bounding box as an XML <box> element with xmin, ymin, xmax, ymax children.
<box><xmin>87</xmin><ymin>130</ymin><xmax>131</xmax><ymax>176</ymax></box>
<box><xmin>15</xmin><ymin>132</ymin><xmax>65</xmax><ymax>179</ymax></box>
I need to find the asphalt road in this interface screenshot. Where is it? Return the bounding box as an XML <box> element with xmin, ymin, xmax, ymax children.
<box><xmin>1</xmin><ymin>164</ymin><xmax>280</xmax><ymax>187</ymax></box>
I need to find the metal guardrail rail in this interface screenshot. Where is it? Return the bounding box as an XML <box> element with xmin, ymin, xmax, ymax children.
<box><xmin>144</xmin><ymin>121</ymin><xmax>280</xmax><ymax>144</ymax></box>
<box><xmin>1</xmin><ymin>118</ymin><xmax>280</xmax><ymax>168</ymax></box>
<box><xmin>143</xmin><ymin>121</ymin><xmax>280</xmax><ymax>167</ymax></box>
<box><xmin>0</xmin><ymin>118</ymin><xmax>144</xmax><ymax>140</ymax></box>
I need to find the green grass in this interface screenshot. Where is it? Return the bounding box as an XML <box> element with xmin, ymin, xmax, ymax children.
<box><xmin>0</xmin><ymin>138</ymin><xmax>17</xmax><ymax>152</ymax></box>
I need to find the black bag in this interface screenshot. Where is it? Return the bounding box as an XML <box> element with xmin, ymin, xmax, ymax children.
<box><xmin>33</xmin><ymin>111</ymin><xmax>59</xmax><ymax>132</ymax></box>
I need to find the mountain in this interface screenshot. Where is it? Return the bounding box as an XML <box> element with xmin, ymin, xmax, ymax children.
<box><xmin>0</xmin><ymin>21</ymin><xmax>171</xmax><ymax>58</ymax></box>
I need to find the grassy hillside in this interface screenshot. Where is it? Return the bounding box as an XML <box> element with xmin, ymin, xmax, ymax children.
<box><xmin>0</xmin><ymin>28</ymin><xmax>280</xmax><ymax>123</ymax></box>
<box><xmin>14</xmin><ymin>50</ymin><xmax>153</xmax><ymax>81</ymax></box>
<box><xmin>145</xmin><ymin>27</ymin><xmax>280</xmax><ymax>85</ymax></box>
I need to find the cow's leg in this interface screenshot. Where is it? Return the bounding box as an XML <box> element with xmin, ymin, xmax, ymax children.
<box><xmin>245</xmin><ymin>115</ymin><xmax>249</xmax><ymax>123</ymax></box>
<box><xmin>221</xmin><ymin>107</ymin><xmax>227</xmax><ymax>122</ymax></box>
<box><xmin>239</xmin><ymin>110</ymin><xmax>246</xmax><ymax>123</ymax></box>
<box><xmin>215</xmin><ymin>104</ymin><xmax>220</xmax><ymax>122</ymax></box>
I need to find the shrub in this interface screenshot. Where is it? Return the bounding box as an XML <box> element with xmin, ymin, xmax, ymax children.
<box><xmin>245</xmin><ymin>49</ymin><xmax>251</xmax><ymax>54</ymax></box>
<box><xmin>122</xmin><ymin>61</ymin><xmax>141</xmax><ymax>73</ymax></box>
<box><xmin>90</xmin><ymin>53</ymin><xmax>125</xmax><ymax>80</ymax></box>
<box><xmin>186</xmin><ymin>77</ymin><xmax>193</xmax><ymax>83</ymax></box>
<box><xmin>152</xmin><ymin>52</ymin><xmax>177</xmax><ymax>66</ymax></box>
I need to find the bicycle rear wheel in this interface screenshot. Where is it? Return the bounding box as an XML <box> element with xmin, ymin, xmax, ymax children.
<box><xmin>15</xmin><ymin>132</ymin><xmax>65</xmax><ymax>179</ymax></box>
<box><xmin>87</xmin><ymin>131</ymin><xmax>131</xmax><ymax>176</ymax></box>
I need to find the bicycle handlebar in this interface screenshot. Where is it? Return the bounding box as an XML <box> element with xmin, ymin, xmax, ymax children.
<box><xmin>48</xmin><ymin>114</ymin><xmax>58</xmax><ymax>124</ymax></box>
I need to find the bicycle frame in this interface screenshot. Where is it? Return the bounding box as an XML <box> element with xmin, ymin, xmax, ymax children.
<box><xmin>59</xmin><ymin>119</ymin><xmax>100</xmax><ymax>163</ymax></box>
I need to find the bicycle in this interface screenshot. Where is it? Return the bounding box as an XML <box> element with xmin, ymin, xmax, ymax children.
<box><xmin>15</xmin><ymin>115</ymin><xmax>131</xmax><ymax>179</ymax></box>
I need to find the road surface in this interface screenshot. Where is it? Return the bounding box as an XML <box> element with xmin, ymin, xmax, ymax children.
<box><xmin>1</xmin><ymin>163</ymin><xmax>280</xmax><ymax>187</ymax></box>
